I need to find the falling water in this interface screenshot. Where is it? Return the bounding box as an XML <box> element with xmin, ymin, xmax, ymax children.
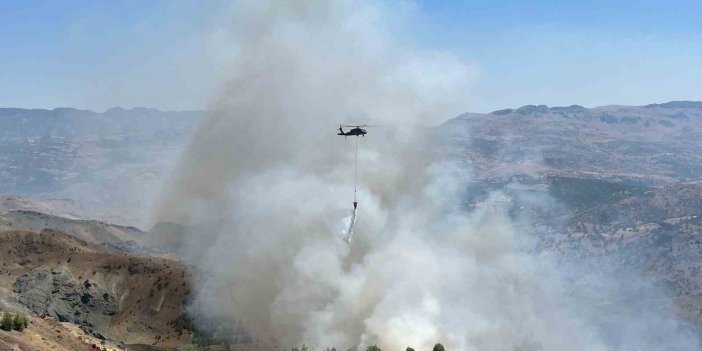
<box><xmin>343</xmin><ymin>207</ymin><xmax>357</xmax><ymax>244</ymax></box>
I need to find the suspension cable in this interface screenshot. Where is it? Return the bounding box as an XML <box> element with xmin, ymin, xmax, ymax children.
<box><xmin>354</xmin><ymin>136</ymin><xmax>358</xmax><ymax>203</ymax></box>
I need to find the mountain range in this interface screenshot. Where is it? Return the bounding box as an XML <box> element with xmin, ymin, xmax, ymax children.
<box><xmin>3</xmin><ymin>102</ymin><xmax>702</xmax><ymax>349</ymax></box>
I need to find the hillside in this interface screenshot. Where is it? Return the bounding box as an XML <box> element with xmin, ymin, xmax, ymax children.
<box><xmin>0</xmin><ymin>196</ymin><xmax>82</xmax><ymax>219</ymax></box>
<box><xmin>0</xmin><ymin>229</ymin><xmax>192</xmax><ymax>350</ymax></box>
<box><xmin>521</xmin><ymin>181</ymin><xmax>702</xmax><ymax>325</ymax></box>
<box><xmin>436</xmin><ymin>102</ymin><xmax>702</xmax><ymax>329</ymax></box>
<box><xmin>0</xmin><ymin>211</ymin><xmax>143</xmax><ymax>244</ymax></box>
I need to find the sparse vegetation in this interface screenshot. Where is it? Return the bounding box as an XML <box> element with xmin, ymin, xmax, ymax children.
<box><xmin>170</xmin><ymin>312</ymin><xmax>249</xmax><ymax>347</ymax></box>
<box><xmin>170</xmin><ymin>313</ymin><xmax>198</xmax><ymax>335</ymax></box>
<box><xmin>0</xmin><ymin>312</ymin><xmax>29</xmax><ymax>332</ymax></box>
<box><xmin>547</xmin><ymin>176</ymin><xmax>648</xmax><ymax>211</ymax></box>
<box><xmin>182</xmin><ymin>344</ymin><xmax>209</xmax><ymax>351</ymax></box>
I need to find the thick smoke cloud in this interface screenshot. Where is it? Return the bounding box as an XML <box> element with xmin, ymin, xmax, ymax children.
<box><xmin>154</xmin><ymin>1</ymin><xmax>699</xmax><ymax>350</ymax></box>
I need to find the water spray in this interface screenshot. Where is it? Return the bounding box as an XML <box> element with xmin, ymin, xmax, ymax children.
<box><xmin>344</xmin><ymin>206</ymin><xmax>357</xmax><ymax>244</ymax></box>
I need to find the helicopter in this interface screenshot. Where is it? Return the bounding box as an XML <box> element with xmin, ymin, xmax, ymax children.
<box><xmin>338</xmin><ymin>125</ymin><xmax>368</xmax><ymax>137</ymax></box>
<box><xmin>337</xmin><ymin>124</ymin><xmax>373</xmax><ymax>210</ymax></box>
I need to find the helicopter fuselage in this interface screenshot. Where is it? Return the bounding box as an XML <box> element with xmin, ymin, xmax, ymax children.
<box><xmin>338</xmin><ymin>127</ymin><xmax>367</xmax><ymax>137</ymax></box>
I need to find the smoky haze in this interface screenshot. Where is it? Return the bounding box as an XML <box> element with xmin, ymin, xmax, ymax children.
<box><xmin>153</xmin><ymin>0</ymin><xmax>699</xmax><ymax>350</ymax></box>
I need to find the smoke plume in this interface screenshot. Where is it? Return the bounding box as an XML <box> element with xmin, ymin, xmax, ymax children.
<box><xmin>154</xmin><ymin>1</ymin><xmax>699</xmax><ymax>350</ymax></box>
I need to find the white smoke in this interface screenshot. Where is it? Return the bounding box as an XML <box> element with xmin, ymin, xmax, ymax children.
<box><xmin>154</xmin><ymin>1</ymin><xmax>700</xmax><ymax>350</ymax></box>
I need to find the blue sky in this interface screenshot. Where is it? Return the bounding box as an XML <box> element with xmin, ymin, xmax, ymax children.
<box><xmin>1</xmin><ymin>0</ymin><xmax>701</xmax><ymax>113</ymax></box>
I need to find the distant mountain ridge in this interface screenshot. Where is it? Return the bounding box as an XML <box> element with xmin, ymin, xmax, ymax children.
<box><xmin>2</xmin><ymin>100</ymin><xmax>702</xmax><ymax>224</ymax></box>
<box><xmin>0</xmin><ymin>107</ymin><xmax>205</xmax><ymax>139</ymax></box>
<box><xmin>645</xmin><ymin>101</ymin><xmax>702</xmax><ymax>109</ymax></box>
<box><xmin>441</xmin><ymin>100</ymin><xmax>702</xmax><ymax>185</ymax></box>
<box><xmin>0</xmin><ymin>107</ymin><xmax>206</xmax><ymax>226</ymax></box>
<box><xmin>483</xmin><ymin>100</ymin><xmax>702</xmax><ymax>116</ymax></box>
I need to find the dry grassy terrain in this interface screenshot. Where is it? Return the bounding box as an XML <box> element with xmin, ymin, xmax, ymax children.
<box><xmin>0</xmin><ymin>229</ymin><xmax>193</xmax><ymax>351</ymax></box>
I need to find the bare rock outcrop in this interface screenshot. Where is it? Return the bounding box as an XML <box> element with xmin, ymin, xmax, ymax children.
<box><xmin>14</xmin><ymin>266</ymin><xmax>118</xmax><ymax>338</ymax></box>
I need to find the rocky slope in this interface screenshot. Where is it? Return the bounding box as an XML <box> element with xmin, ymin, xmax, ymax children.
<box><xmin>0</xmin><ymin>229</ymin><xmax>192</xmax><ymax>350</ymax></box>
<box><xmin>0</xmin><ymin>314</ymin><xmax>124</xmax><ymax>351</ymax></box>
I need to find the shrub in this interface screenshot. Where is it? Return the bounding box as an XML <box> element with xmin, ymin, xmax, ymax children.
<box><xmin>433</xmin><ymin>343</ymin><xmax>445</xmax><ymax>351</ymax></box>
<box><xmin>366</xmin><ymin>346</ymin><xmax>381</xmax><ymax>351</ymax></box>
<box><xmin>0</xmin><ymin>312</ymin><xmax>13</xmax><ymax>331</ymax></box>
<box><xmin>170</xmin><ymin>313</ymin><xmax>198</xmax><ymax>335</ymax></box>
<box><xmin>406</xmin><ymin>348</ymin><xmax>415</xmax><ymax>351</ymax></box>
<box><xmin>12</xmin><ymin>314</ymin><xmax>28</xmax><ymax>331</ymax></box>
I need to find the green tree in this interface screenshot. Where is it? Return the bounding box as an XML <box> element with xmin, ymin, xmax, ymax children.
<box><xmin>406</xmin><ymin>348</ymin><xmax>415</xmax><ymax>351</ymax></box>
<box><xmin>0</xmin><ymin>312</ymin><xmax>13</xmax><ymax>331</ymax></box>
<box><xmin>432</xmin><ymin>343</ymin><xmax>445</xmax><ymax>351</ymax></box>
<box><xmin>366</xmin><ymin>346</ymin><xmax>381</xmax><ymax>351</ymax></box>
<box><xmin>12</xmin><ymin>314</ymin><xmax>24</xmax><ymax>331</ymax></box>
